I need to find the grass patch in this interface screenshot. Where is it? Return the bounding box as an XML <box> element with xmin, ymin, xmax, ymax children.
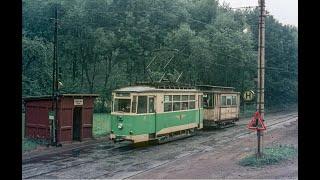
<box><xmin>239</xmin><ymin>144</ymin><xmax>297</xmax><ymax>167</ymax></box>
<box><xmin>22</xmin><ymin>138</ymin><xmax>47</xmax><ymax>152</ymax></box>
<box><xmin>93</xmin><ymin>113</ymin><xmax>111</xmax><ymax>138</ymax></box>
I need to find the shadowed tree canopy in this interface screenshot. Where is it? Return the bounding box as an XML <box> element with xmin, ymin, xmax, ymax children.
<box><xmin>22</xmin><ymin>0</ymin><xmax>297</xmax><ymax>112</ymax></box>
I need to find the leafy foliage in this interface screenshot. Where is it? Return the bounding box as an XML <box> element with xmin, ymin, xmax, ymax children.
<box><xmin>22</xmin><ymin>0</ymin><xmax>298</xmax><ymax>112</ymax></box>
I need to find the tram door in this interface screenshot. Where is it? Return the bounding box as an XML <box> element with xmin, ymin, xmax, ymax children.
<box><xmin>198</xmin><ymin>95</ymin><xmax>203</xmax><ymax>127</ymax></box>
<box><xmin>148</xmin><ymin>96</ymin><xmax>156</xmax><ymax>133</ymax></box>
<box><xmin>73</xmin><ymin>107</ymin><xmax>82</xmax><ymax>141</ymax></box>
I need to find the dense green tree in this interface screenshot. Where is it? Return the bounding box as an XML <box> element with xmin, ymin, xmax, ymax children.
<box><xmin>22</xmin><ymin>0</ymin><xmax>298</xmax><ymax>112</ymax></box>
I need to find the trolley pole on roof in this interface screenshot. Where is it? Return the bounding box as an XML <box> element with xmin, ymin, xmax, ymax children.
<box><xmin>256</xmin><ymin>0</ymin><xmax>266</xmax><ymax>158</ymax></box>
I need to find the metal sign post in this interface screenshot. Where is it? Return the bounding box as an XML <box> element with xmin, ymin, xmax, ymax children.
<box><xmin>48</xmin><ymin>111</ymin><xmax>55</xmax><ymax>144</ymax></box>
<box><xmin>242</xmin><ymin>90</ymin><xmax>255</xmax><ymax>116</ymax></box>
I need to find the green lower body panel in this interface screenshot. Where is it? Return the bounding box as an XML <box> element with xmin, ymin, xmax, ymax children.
<box><xmin>110</xmin><ymin>109</ymin><xmax>203</xmax><ymax>143</ymax></box>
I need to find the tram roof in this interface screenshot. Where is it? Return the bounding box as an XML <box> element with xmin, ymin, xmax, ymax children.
<box><xmin>23</xmin><ymin>94</ymin><xmax>99</xmax><ymax>101</ymax></box>
<box><xmin>113</xmin><ymin>85</ymin><xmax>200</xmax><ymax>93</ymax></box>
<box><xmin>196</xmin><ymin>85</ymin><xmax>236</xmax><ymax>91</ymax></box>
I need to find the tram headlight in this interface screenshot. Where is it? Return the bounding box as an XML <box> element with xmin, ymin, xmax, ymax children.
<box><xmin>117</xmin><ymin>123</ymin><xmax>123</xmax><ymax>129</ymax></box>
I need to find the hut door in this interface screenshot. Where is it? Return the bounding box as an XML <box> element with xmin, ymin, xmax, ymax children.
<box><xmin>73</xmin><ymin>107</ymin><xmax>82</xmax><ymax>141</ymax></box>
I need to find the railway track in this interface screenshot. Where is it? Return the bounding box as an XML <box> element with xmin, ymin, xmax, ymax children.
<box><xmin>236</xmin><ymin>112</ymin><xmax>297</xmax><ymax>126</ymax></box>
<box><xmin>22</xmin><ymin>139</ymin><xmax>110</xmax><ymax>164</ymax></box>
<box><xmin>121</xmin><ymin>113</ymin><xmax>298</xmax><ymax>179</ymax></box>
<box><xmin>22</xmin><ymin>144</ymin><xmax>138</xmax><ymax>179</ymax></box>
<box><xmin>22</xmin><ymin>111</ymin><xmax>297</xmax><ymax>179</ymax></box>
<box><xmin>98</xmin><ymin>112</ymin><xmax>298</xmax><ymax>179</ymax></box>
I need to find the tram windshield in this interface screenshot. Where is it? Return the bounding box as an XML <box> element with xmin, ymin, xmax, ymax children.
<box><xmin>113</xmin><ymin>98</ymin><xmax>131</xmax><ymax>113</ymax></box>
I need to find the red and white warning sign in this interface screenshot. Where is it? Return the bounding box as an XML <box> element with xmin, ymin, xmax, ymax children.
<box><xmin>247</xmin><ymin>111</ymin><xmax>266</xmax><ymax>131</ymax></box>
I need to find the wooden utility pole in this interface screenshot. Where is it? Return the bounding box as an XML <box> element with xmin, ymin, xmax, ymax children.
<box><xmin>51</xmin><ymin>4</ymin><xmax>59</xmax><ymax>146</ymax></box>
<box><xmin>256</xmin><ymin>0</ymin><xmax>266</xmax><ymax>158</ymax></box>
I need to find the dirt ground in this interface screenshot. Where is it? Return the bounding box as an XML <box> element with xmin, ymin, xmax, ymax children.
<box><xmin>22</xmin><ymin>112</ymin><xmax>297</xmax><ymax>179</ymax></box>
<box><xmin>132</xmin><ymin>118</ymin><xmax>298</xmax><ymax>179</ymax></box>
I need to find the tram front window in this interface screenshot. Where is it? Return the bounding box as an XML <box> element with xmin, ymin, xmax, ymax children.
<box><xmin>137</xmin><ymin>96</ymin><xmax>148</xmax><ymax>114</ymax></box>
<box><xmin>114</xmin><ymin>99</ymin><xmax>131</xmax><ymax>113</ymax></box>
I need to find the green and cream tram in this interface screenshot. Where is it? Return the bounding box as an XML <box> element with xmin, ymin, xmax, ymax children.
<box><xmin>110</xmin><ymin>83</ymin><xmax>203</xmax><ymax>144</ymax></box>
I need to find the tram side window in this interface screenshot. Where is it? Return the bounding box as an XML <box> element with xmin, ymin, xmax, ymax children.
<box><xmin>181</xmin><ymin>95</ymin><xmax>188</xmax><ymax>110</ymax></box>
<box><xmin>137</xmin><ymin>96</ymin><xmax>148</xmax><ymax>114</ymax></box>
<box><xmin>226</xmin><ymin>96</ymin><xmax>232</xmax><ymax>105</ymax></box>
<box><xmin>173</xmin><ymin>95</ymin><xmax>181</xmax><ymax>111</ymax></box>
<box><xmin>111</xmin><ymin>101</ymin><xmax>113</xmax><ymax>112</ymax></box>
<box><xmin>189</xmin><ymin>95</ymin><xmax>195</xmax><ymax>109</ymax></box>
<box><xmin>203</xmin><ymin>94</ymin><xmax>208</xmax><ymax>108</ymax></box>
<box><xmin>232</xmin><ymin>95</ymin><xmax>237</xmax><ymax>105</ymax></box>
<box><xmin>209</xmin><ymin>94</ymin><xmax>214</xmax><ymax>107</ymax></box>
<box><xmin>164</xmin><ymin>95</ymin><xmax>172</xmax><ymax>112</ymax></box>
<box><xmin>111</xmin><ymin>95</ymin><xmax>114</xmax><ymax>112</ymax></box>
<box><xmin>221</xmin><ymin>96</ymin><xmax>226</xmax><ymax>106</ymax></box>
<box><xmin>149</xmin><ymin>97</ymin><xmax>155</xmax><ymax>113</ymax></box>
<box><xmin>203</xmin><ymin>93</ymin><xmax>214</xmax><ymax>108</ymax></box>
<box><xmin>114</xmin><ymin>99</ymin><xmax>131</xmax><ymax>112</ymax></box>
<box><xmin>132</xmin><ymin>96</ymin><xmax>137</xmax><ymax>113</ymax></box>
<box><xmin>221</xmin><ymin>95</ymin><xmax>235</xmax><ymax>106</ymax></box>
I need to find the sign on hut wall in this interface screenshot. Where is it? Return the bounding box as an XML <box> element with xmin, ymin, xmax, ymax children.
<box><xmin>74</xmin><ymin>99</ymin><xmax>83</xmax><ymax>106</ymax></box>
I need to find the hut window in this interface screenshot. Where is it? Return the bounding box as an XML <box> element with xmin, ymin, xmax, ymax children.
<box><xmin>149</xmin><ymin>97</ymin><xmax>155</xmax><ymax>113</ymax></box>
<box><xmin>137</xmin><ymin>96</ymin><xmax>148</xmax><ymax>114</ymax></box>
<box><xmin>232</xmin><ymin>95</ymin><xmax>237</xmax><ymax>105</ymax></box>
<box><xmin>132</xmin><ymin>96</ymin><xmax>137</xmax><ymax>113</ymax></box>
<box><xmin>114</xmin><ymin>99</ymin><xmax>131</xmax><ymax>113</ymax></box>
